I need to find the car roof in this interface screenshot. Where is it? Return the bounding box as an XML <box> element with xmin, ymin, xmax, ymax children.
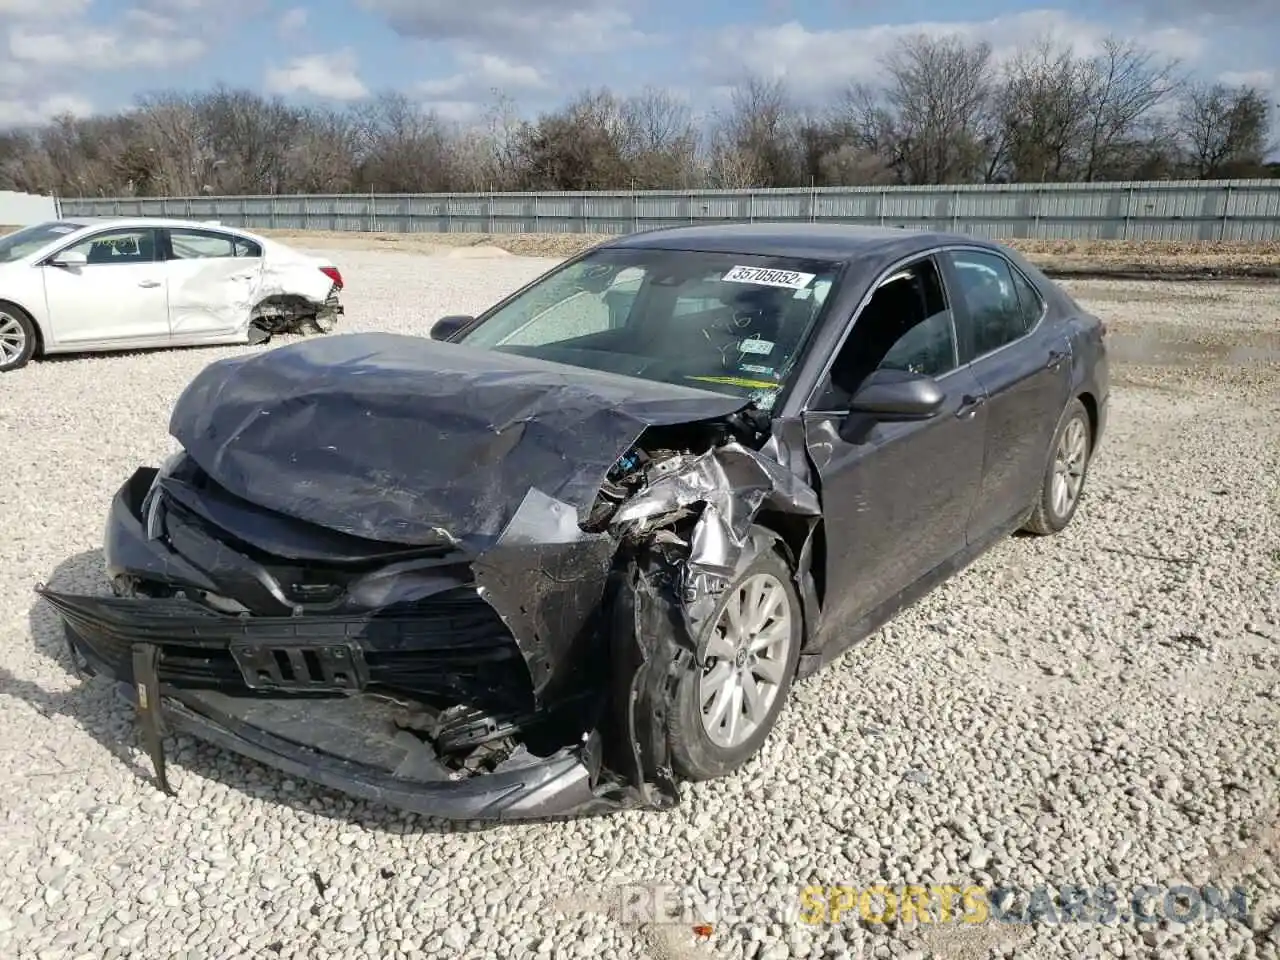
<box><xmin>602</xmin><ymin>222</ymin><xmax>999</xmax><ymax>262</ymax></box>
<box><xmin>56</xmin><ymin>216</ymin><xmax>260</xmax><ymax>236</ymax></box>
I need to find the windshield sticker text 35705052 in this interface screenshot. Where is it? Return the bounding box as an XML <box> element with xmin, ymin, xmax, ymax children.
<box><xmin>723</xmin><ymin>265</ymin><xmax>816</xmax><ymax>290</ymax></box>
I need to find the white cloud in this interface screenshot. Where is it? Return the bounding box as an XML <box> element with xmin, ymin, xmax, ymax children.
<box><xmin>0</xmin><ymin>0</ymin><xmax>88</xmax><ymax>17</ymax></box>
<box><xmin>417</xmin><ymin>52</ymin><xmax>548</xmax><ymax>99</ymax></box>
<box><xmin>124</xmin><ymin>0</ymin><xmax>263</xmax><ymax>35</ymax></box>
<box><xmin>0</xmin><ymin>0</ymin><xmax>249</xmax><ymax>126</ymax></box>
<box><xmin>1219</xmin><ymin>69</ymin><xmax>1276</xmax><ymax>90</ymax></box>
<box><xmin>359</xmin><ymin>0</ymin><xmax>644</xmax><ymax>56</ymax></box>
<box><xmin>1107</xmin><ymin>0</ymin><xmax>1273</xmax><ymax>22</ymax></box>
<box><xmin>700</xmin><ymin>10</ymin><xmax>1206</xmax><ymax>96</ymax></box>
<box><xmin>0</xmin><ymin>91</ymin><xmax>91</xmax><ymax>125</ymax></box>
<box><xmin>426</xmin><ymin>100</ymin><xmax>485</xmax><ymax>123</ymax></box>
<box><xmin>8</xmin><ymin>26</ymin><xmax>204</xmax><ymax>67</ymax></box>
<box><xmin>265</xmin><ymin>50</ymin><xmax>370</xmax><ymax>101</ymax></box>
<box><xmin>277</xmin><ymin>6</ymin><xmax>307</xmax><ymax>38</ymax></box>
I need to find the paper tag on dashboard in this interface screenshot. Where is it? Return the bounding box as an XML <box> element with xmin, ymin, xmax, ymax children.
<box><xmin>723</xmin><ymin>265</ymin><xmax>816</xmax><ymax>289</ymax></box>
<box><xmin>739</xmin><ymin>336</ymin><xmax>774</xmax><ymax>356</ymax></box>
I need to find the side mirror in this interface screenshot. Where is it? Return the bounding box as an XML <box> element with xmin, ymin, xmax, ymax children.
<box><xmin>847</xmin><ymin>369</ymin><xmax>945</xmax><ymax>421</ymax></box>
<box><xmin>50</xmin><ymin>250</ymin><xmax>87</xmax><ymax>268</ymax></box>
<box><xmin>429</xmin><ymin>315</ymin><xmax>474</xmax><ymax>341</ymax></box>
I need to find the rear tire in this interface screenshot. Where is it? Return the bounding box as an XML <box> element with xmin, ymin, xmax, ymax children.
<box><xmin>667</xmin><ymin>540</ymin><xmax>802</xmax><ymax>782</ymax></box>
<box><xmin>1022</xmin><ymin>397</ymin><xmax>1092</xmax><ymax>535</ymax></box>
<box><xmin>0</xmin><ymin>303</ymin><xmax>37</xmax><ymax>372</ymax></box>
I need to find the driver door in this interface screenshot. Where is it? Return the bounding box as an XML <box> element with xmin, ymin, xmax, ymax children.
<box><xmin>41</xmin><ymin>227</ymin><xmax>170</xmax><ymax>346</ymax></box>
<box><xmin>802</xmin><ymin>255</ymin><xmax>988</xmax><ymax>632</ymax></box>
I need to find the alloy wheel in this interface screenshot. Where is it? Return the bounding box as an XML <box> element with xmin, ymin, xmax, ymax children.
<box><xmin>1051</xmin><ymin>416</ymin><xmax>1089</xmax><ymax>518</ymax></box>
<box><xmin>0</xmin><ymin>312</ymin><xmax>26</xmax><ymax>367</ymax></box>
<box><xmin>698</xmin><ymin>572</ymin><xmax>795</xmax><ymax>750</ymax></box>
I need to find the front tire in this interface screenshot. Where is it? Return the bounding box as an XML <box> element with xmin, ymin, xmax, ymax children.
<box><xmin>0</xmin><ymin>304</ymin><xmax>37</xmax><ymax>372</ymax></box>
<box><xmin>1022</xmin><ymin>397</ymin><xmax>1092</xmax><ymax>535</ymax></box>
<box><xmin>667</xmin><ymin>540</ymin><xmax>802</xmax><ymax>782</ymax></box>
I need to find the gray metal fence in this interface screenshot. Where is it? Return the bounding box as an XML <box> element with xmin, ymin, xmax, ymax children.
<box><xmin>58</xmin><ymin>179</ymin><xmax>1280</xmax><ymax>242</ymax></box>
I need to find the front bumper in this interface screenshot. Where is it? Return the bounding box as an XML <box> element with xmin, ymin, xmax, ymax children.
<box><xmin>50</xmin><ymin>595</ymin><xmax>638</xmax><ymax>820</ymax></box>
<box><xmin>41</xmin><ymin>468</ymin><xmax>670</xmax><ymax>820</ymax></box>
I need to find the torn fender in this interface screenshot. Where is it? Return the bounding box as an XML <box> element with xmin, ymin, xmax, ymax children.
<box><xmin>605</xmin><ymin>438</ymin><xmax>821</xmax><ymax>664</ymax></box>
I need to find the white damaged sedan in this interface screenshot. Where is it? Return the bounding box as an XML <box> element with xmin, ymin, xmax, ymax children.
<box><xmin>0</xmin><ymin>217</ymin><xmax>344</xmax><ymax>372</ymax></box>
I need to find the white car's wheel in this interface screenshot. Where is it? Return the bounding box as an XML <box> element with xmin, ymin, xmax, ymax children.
<box><xmin>0</xmin><ymin>304</ymin><xmax>36</xmax><ymax>372</ymax></box>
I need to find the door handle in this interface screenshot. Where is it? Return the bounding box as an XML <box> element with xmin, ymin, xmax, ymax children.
<box><xmin>1047</xmin><ymin>349</ymin><xmax>1068</xmax><ymax>369</ymax></box>
<box><xmin>138</xmin><ymin>280</ymin><xmax>162</xmax><ymax>288</ymax></box>
<box><xmin>956</xmin><ymin>394</ymin><xmax>986</xmax><ymax>418</ymax></box>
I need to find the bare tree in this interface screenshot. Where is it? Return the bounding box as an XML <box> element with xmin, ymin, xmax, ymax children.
<box><xmin>992</xmin><ymin>37</ymin><xmax>1094</xmax><ymax>182</ymax></box>
<box><xmin>706</xmin><ymin>76</ymin><xmax>802</xmax><ymax>188</ymax></box>
<box><xmin>281</xmin><ymin>107</ymin><xmax>358</xmax><ymax>193</ymax></box>
<box><xmin>513</xmin><ymin>89</ymin><xmax>633</xmax><ymax>190</ymax></box>
<box><xmin>1176</xmin><ymin>81</ymin><xmax>1272</xmax><ymax>177</ymax></box>
<box><xmin>1079</xmin><ymin>37</ymin><xmax>1182</xmax><ymax>181</ymax></box>
<box><xmin>0</xmin><ymin>40</ymin><xmax>1273</xmax><ymax>198</ymax></box>
<box><xmin>620</xmin><ymin>87</ymin><xmax>700</xmax><ymax>188</ymax></box>
<box><xmin>876</xmin><ymin>34</ymin><xmax>995</xmax><ymax>184</ymax></box>
<box><xmin>351</xmin><ymin>92</ymin><xmax>461</xmax><ymax>192</ymax></box>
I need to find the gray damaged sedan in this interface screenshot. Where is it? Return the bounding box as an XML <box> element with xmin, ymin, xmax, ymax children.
<box><xmin>39</xmin><ymin>224</ymin><xmax>1109</xmax><ymax>819</ymax></box>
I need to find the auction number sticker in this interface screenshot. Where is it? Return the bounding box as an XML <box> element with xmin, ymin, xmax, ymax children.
<box><xmin>723</xmin><ymin>265</ymin><xmax>816</xmax><ymax>289</ymax></box>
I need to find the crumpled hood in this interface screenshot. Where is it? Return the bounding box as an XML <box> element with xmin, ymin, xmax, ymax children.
<box><xmin>169</xmin><ymin>332</ymin><xmax>749</xmax><ymax>546</ymax></box>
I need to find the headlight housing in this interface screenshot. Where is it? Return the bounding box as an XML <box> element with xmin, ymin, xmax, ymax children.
<box><xmin>142</xmin><ymin>450</ymin><xmax>187</xmax><ymax>539</ymax></box>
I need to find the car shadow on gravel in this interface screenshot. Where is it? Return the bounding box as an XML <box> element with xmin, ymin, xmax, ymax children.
<box><xmin>16</xmin><ymin>548</ymin><xmax>637</xmax><ymax>835</ymax></box>
<box><xmin>9</xmin><ymin>548</ymin><xmax>154</xmax><ymax>783</ymax></box>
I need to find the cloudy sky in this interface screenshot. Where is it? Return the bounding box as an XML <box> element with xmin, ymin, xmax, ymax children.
<box><xmin>0</xmin><ymin>0</ymin><xmax>1276</xmax><ymax>126</ymax></box>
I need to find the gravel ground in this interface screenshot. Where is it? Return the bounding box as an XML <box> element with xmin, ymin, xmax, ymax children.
<box><xmin>0</xmin><ymin>247</ymin><xmax>1277</xmax><ymax>960</ymax></box>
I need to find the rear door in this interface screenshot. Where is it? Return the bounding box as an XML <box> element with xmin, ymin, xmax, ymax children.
<box><xmin>40</xmin><ymin>227</ymin><xmax>170</xmax><ymax>345</ymax></box>
<box><xmin>942</xmin><ymin>248</ymin><xmax>1073</xmax><ymax>542</ymax></box>
<box><xmin>161</xmin><ymin>227</ymin><xmax>265</xmax><ymax>339</ymax></box>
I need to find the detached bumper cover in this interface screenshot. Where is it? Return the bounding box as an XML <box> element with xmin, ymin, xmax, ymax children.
<box><xmin>159</xmin><ymin>691</ymin><xmax>603</xmax><ymax>820</ymax></box>
<box><xmin>46</xmin><ymin>590</ymin><xmax>648</xmax><ymax>820</ymax></box>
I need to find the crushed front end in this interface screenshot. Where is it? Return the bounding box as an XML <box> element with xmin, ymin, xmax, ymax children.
<box><xmin>40</xmin><ymin>461</ymin><xmax>649</xmax><ymax>818</ymax></box>
<box><xmin>36</xmin><ymin>332</ymin><xmax>822</xmax><ymax>820</ymax></box>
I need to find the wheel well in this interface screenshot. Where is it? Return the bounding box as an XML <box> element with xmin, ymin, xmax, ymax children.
<box><xmin>251</xmin><ymin>294</ymin><xmax>315</xmax><ymax>317</ymax></box>
<box><xmin>1077</xmin><ymin>391</ymin><xmax>1098</xmax><ymax>438</ymax></box>
<box><xmin>0</xmin><ymin>299</ymin><xmax>43</xmax><ymax>356</ymax></box>
<box><xmin>753</xmin><ymin>511</ymin><xmax>809</xmax><ymax>574</ymax></box>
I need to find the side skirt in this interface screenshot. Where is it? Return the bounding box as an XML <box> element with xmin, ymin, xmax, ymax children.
<box><xmin>796</xmin><ymin>508</ymin><xmax>1033</xmax><ymax>680</ymax></box>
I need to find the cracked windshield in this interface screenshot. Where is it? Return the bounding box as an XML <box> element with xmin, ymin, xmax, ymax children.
<box><xmin>458</xmin><ymin>249</ymin><xmax>840</xmax><ymax>410</ymax></box>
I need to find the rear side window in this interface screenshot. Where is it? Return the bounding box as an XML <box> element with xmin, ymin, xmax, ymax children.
<box><xmin>1009</xmin><ymin>266</ymin><xmax>1045</xmax><ymax>330</ymax></box>
<box><xmin>168</xmin><ymin>229</ymin><xmax>262</xmax><ymax>260</ymax></box>
<box><xmin>947</xmin><ymin>251</ymin><xmax>1030</xmax><ymax>357</ymax></box>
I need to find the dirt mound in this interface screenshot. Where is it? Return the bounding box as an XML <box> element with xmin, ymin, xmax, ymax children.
<box><xmin>441</xmin><ymin>245</ymin><xmax>513</xmax><ymax>259</ymax></box>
